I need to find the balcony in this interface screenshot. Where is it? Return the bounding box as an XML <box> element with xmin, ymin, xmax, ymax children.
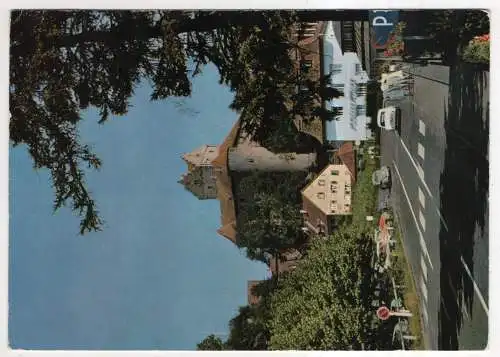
<box><xmin>303</xmin><ymin>220</ymin><xmax>320</xmax><ymax>235</ymax></box>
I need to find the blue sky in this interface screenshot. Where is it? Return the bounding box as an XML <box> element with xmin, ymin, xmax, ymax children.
<box><xmin>8</xmin><ymin>64</ymin><xmax>268</xmax><ymax>350</ymax></box>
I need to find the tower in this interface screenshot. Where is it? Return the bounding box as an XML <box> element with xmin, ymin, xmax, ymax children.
<box><xmin>178</xmin><ymin>145</ymin><xmax>220</xmax><ymax>200</ymax></box>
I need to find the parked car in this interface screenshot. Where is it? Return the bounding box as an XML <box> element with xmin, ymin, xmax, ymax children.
<box><xmin>372</xmin><ymin>166</ymin><xmax>392</xmax><ymax>189</ymax></box>
<box><xmin>377</xmin><ymin>186</ymin><xmax>391</xmax><ymax>212</ymax></box>
<box><xmin>377</xmin><ymin>106</ymin><xmax>400</xmax><ymax>131</ymax></box>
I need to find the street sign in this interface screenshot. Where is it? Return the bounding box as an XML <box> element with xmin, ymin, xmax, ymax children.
<box><xmin>377</xmin><ymin>306</ymin><xmax>390</xmax><ymax>320</ymax></box>
<box><xmin>370</xmin><ymin>10</ymin><xmax>399</xmax><ymax>49</ymax></box>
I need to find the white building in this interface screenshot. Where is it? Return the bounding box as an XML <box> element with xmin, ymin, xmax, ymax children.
<box><xmin>322</xmin><ymin>21</ymin><xmax>371</xmax><ymax>142</ymax></box>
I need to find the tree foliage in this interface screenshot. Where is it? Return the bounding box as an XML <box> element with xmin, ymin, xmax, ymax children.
<box><xmin>225</xmin><ymin>305</ymin><xmax>269</xmax><ymax>350</ymax></box>
<box><xmin>11</xmin><ymin>10</ymin><xmax>365</xmax><ymax>234</ymax></box>
<box><xmin>198</xmin><ymin>278</ymin><xmax>277</xmax><ymax>350</ymax></box>
<box><xmin>199</xmin><ymin>225</ymin><xmax>380</xmax><ymax>350</ymax></box>
<box><xmin>401</xmin><ymin>10</ymin><xmax>489</xmax><ymax>62</ymax></box>
<box><xmin>237</xmin><ymin>192</ymin><xmax>304</xmax><ymax>262</ymax></box>
<box><xmin>197</xmin><ymin>334</ymin><xmax>227</xmax><ymax>350</ymax></box>
<box><xmin>235</xmin><ymin>171</ymin><xmax>307</xmax><ymax>262</ymax></box>
<box><xmin>269</xmin><ymin>225</ymin><xmax>375</xmax><ymax>350</ymax></box>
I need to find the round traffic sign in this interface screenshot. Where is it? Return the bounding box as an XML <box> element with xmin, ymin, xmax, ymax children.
<box><xmin>377</xmin><ymin>306</ymin><xmax>390</xmax><ymax>320</ymax></box>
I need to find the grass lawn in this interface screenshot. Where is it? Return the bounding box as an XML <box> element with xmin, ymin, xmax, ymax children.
<box><xmin>351</xmin><ymin>144</ymin><xmax>378</xmax><ymax>234</ymax></box>
<box><xmin>391</xmin><ymin>215</ymin><xmax>426</xmax><ymax>349</ymax></box>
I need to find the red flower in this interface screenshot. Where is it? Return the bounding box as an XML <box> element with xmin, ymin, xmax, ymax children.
<box><xmin>474</xmin><ymin>34</ymin><xmax>490</xmax><ymax>43</ymax></box>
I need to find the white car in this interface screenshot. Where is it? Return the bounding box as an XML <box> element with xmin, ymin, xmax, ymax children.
<box><xmin>377</xmin><ymin>106</ymin><xmax>400</xmax><ymax>131</ymax></box>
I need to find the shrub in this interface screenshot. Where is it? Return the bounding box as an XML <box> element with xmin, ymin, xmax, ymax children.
<box><xmin>462</xmin><ymin>34</ymin><xmax>490</xmax><ymax>64</ymax></box>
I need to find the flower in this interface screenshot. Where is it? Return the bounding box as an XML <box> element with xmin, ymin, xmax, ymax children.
<box><xmin>473</xmin><ymin>34</ymin><xmax>490</xmax><ymax>43</ymax></box>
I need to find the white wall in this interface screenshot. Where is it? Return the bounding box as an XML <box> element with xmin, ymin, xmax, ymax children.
<box><xmin>322</xmin><ymin>22</ymin><xmax>371</xmax><ymax>142</ymax></box>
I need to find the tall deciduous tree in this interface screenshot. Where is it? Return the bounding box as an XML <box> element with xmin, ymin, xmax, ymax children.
<box><xmin>235</xmin><ymin>171</ymin><xmax>307</xmax><ymax>261</ymax></box>
<box><xmin>237</xmin><ymin>192</ymin><xmax>304</xmax><ymax>262</ymax></box>
<box><xmin>269</xmin><ymin>225</ymin><xmax>376</xmax><ymax>350</ymax></box>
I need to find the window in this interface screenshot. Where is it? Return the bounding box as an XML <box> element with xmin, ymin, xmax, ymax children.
<box><xmin>331</xmin><ymin>83</ymin><xmax>344</xmax><ymax>92</ymax></box>
<box><xmin>331</xmin><ymin>170</ymin><xmax>339</xmax><ymax>176</ymax></box>
<box><xmin>329</xmin><ymin>63</ymin><xmax>342</xmax><ymax>75</ymax></box>
<box><xmin>318</xmin><ymin>179</ymin><xmax>326</xmax><ymax>186</ymax></box>
<box><xmin>317</xmin><ymin>192</ymin><xmax>325</xmax><ymax>199</ymax></box>
<box><xmin>207</xmin><ymin>185</ymin><xmax>213</xmax><ymax>190</ymax></box>
<box><xmin>299</xmin><ymin>84</ymin><xmax>309</xmax><ymax>92</ymax></box>
<box><xmin>356</xmin><ymin>84</ymin><xmax>367</xmax><ymax>96</ymax></box>
<box><xmin>379</xmin><ymin>112</ymin><xmax>385</xmax><ymax>126</ymax></box>
<box><xmin>301</xmin><ymin>60</ymin><xmax>312</xmax><ymax>71</ymax></box>
<box><xmin>356</xmin><ymin>105</ymin><xmax>365</xmax><ymax>116</ymax></box>
<box><xmin>331</xmin><ymin>106</ymin><xmax>343</xmax><ymax>118</ymax></box>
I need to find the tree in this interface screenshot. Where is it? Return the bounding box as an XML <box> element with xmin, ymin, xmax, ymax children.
<box><xmin>198</xmin><ymin>277</ymin><xmax>279</xmax><ymax>351</ymax></box>
<box><xmin>197</xmin><ymin>334</ymin><xmax>227</xmax><ymax>350</ymax></box>
<box><xmin>237</xmin><ymin>192</ymin><xmax>304</xmax><ymax>262</ymax></box>
<box><xmin>224</xmin><ymin>305</ymin><xmax>268</xmax><ymax>350</ymax></box>
<box><xmin>291</xmin><ymin>73</ymin><xmax>343</xmax><ymax>125</ymax></box>
<box><xmin>10</xmin><ymin>10</ymin><xmax>367</xmax><ymax>234</ymax></box>
<box><xmin>235</xmin><ymin>171</ymin><xmax>307</xmax><ymax>261</ymax></box>
<box><xmin>268</xmin><ymin>225</ymin><xmax>377</xmax><ymax>350</ymax></box>
<box><xmin>400</xmin><ymin>10</ymin><xmax>489</xmax><ymax>62</ymax></box>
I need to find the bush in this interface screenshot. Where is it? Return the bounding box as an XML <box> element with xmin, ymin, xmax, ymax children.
<box><xmin>462</xmin><ymin>35</ymin><xmax>490</xmax><ymax>64</ymax></box>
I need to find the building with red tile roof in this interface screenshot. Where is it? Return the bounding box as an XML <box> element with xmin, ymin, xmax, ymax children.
<box><xmin>300</xmin><ymin>142</ymin><xmax>356</xmax><ymax>236</ymax></box>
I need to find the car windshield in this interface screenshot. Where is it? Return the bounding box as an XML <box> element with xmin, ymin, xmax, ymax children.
<box><xmin>380</xmin><ymin>112</ymin><xmax>385</xmax><ymax>126</ymax></box>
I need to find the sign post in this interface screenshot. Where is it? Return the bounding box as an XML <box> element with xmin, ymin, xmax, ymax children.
<box><xmin>377</xmin><ymin>305</ymin><xmax>413</xmax><ymax>320</ymax></box>
<box><xmin>377</xmin><ymin>306</ymin><xmax>391</xmax><ymax>320</ymax></box>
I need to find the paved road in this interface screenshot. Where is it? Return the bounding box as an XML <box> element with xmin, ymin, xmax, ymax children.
<box><xmin>380</xmin><ymin>63</ymin><xmax>489</xmax><ymax>350</ymax></box>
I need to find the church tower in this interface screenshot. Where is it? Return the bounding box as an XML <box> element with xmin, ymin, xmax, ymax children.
<box><xmin>178</xmin><ymin>145</ymin><xmax>220</xmax><ymax>200</ymax></box>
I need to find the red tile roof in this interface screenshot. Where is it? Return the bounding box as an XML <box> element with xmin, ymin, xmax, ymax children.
<box><xmin>211</xmin><ymin>119</ymin><xmax>241</xmax><ymax>242</ymax></box>
<box><xmin>337</xmin><ymin>142</ymin><xmax>356</xmax><ymax>184</ymax></box>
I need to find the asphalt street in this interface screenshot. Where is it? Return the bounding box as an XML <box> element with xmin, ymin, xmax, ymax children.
<box><xmin>380</xmin><ymin>63</ymin><xmax>489</xmax><ymax>350</ymax></box>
